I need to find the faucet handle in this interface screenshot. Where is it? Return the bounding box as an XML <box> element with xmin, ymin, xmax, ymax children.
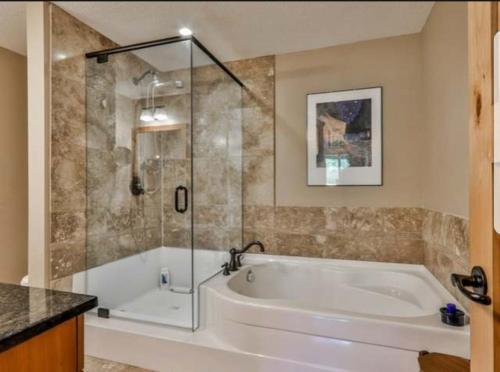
<box><xmin>221</xmin><ymin>262</ymin><xmax>231</xmax><ymax>276</ymax></box>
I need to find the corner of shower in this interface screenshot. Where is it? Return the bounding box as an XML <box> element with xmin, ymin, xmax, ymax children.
<box><xmin>83</xmin><ymin>36</ymin><xmax>244</xmax><ymax>331</ymax></box>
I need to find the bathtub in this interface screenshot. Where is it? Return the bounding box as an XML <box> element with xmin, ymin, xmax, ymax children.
<box><xmin>81</xmin><ymin>249</ymin><xmax>469</xmax><ymax>372</ymax></box>
<box><xmin>201</xmin><ymin>254</ymin><xmax>469</xmax><ymax>372</ymax></box>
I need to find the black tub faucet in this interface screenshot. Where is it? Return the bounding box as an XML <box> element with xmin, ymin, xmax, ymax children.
<box><xmin>228</xmin><ymin>240</ymin><xmax>265</xmax><ymax>271</ymax></box>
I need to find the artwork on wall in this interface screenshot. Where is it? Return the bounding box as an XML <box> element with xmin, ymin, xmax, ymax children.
<box><xmin>307</xmin><ymin>87</ymin><xmax>382</xmax><ymax>186</ymax></box>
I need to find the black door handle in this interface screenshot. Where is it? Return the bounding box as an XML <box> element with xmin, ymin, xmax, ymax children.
<box><xmin>451</xmin><ymin>266</ymin><xmax>491</xmax><ymax>305</ymax></box>
<box><xmin>175</xmin><ymin>186</ymin><xmax>188</xmax><ymax>213</ymax></box>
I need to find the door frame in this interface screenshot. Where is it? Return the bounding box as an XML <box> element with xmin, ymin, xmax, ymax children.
<box><xmin>468</xmin><ymin>2</ymin><xmax>500</xmax><ymax>371</ymax></box>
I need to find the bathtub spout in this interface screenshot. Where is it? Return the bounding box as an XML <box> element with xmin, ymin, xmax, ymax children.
<box><xmin>229</xmin><ymin>241</ymin><xmax>265</xmax><ymax>271</ymax></box>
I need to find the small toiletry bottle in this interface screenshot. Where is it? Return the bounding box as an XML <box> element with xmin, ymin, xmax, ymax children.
<box><xmin>160</xmin><ymin>267</ymin><xmax>170</xmax><ymax>290</ymax></box>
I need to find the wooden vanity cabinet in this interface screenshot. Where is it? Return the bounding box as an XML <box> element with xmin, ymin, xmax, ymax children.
<box><xmin>0</xmin><ymin>315</ymin><xmax>84</xmax><ymax>372</ymax></box>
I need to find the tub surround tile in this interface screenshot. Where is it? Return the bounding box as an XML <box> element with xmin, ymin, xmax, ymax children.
<box><xmin>243</xmin><ymin>155</ymin><xmax>274</xmax><ymax>206</ymax></box>
<box><xmin>422</xmin><ymin>210</ymin><xmax>469</xmax><ymax>309</ymax></box>
<box><xmin>227</xmin><ymin>56</ymin><xmax>275</xmax><ymax>208</ymax></box>
<box><xmin>342</xmin><ymin>207</ymin><xmax>385</xmax><ymax>233</ymax></box>
<box><xmin>383</xmin><ymin>207</ymin><xmax>423</xmax><ymax>234</ymax></box>
<box><xmin>244</xmin><ymin>206</ymin><xmax>426</xmax><ymax>265</ymax></box>
<box><xmin>274</xmin><ymin>206</ymin><xmax>326</xmax><ymax>234</ymax></box>
<box><xmin>273</xmin><ymin>232</ymin><xmax>325</xmax><ymax>258</ymax></box>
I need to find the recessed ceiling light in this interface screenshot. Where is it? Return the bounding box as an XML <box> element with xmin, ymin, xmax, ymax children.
<box><xmin>179</xmin><ymin>27</ymin><xmax>193</xmax><ymax>36</ymax></box>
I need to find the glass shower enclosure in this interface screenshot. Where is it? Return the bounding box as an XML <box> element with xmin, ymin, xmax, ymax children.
<box><xmin>84</xmin><ymin>36</ymin><xmax>243</xmax><ymax>330</ymax></box>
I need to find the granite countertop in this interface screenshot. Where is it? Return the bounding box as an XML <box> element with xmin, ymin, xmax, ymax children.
<box><xmin>0</xmin><ymin>283</ymin><xmax>97</xmax><ymax>352</ymax></box>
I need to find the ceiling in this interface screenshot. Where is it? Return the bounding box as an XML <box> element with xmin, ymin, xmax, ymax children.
<box><xmin>1</xmin><ymin>2</ymin><xmax>434</xmax><ymax>60</ymax></box>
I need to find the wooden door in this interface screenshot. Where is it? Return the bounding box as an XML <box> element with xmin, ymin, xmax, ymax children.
<box><xmin>469</xmin><ymin>2</ymin><xmax>500</xmax><ymax>371</ymax></box>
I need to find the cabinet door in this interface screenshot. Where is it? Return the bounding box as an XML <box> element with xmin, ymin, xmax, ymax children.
<box><xmin>0</xmin><ymin>317</ymin><xmax>79</xmax><ymax>372</ymax></box>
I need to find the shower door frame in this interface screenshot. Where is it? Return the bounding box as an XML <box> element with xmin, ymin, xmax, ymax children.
<box><xmin>85</xmin><ymin>36</ymin><xmax>244</xmax><ymax>88</ymax></box>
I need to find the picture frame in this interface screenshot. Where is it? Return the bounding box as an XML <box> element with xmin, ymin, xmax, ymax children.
<box><xmin>307</xmin><ymin>87</ymin><xmax>383</xmax><ymax>186</ymax></box>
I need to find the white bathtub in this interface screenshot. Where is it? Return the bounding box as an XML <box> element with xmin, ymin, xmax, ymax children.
<box><xmin>81</xmin><ymin>249</ymin><xmax>469</xmax><ymax>372</ymax></box>
<box><xmin>202</xmin><ymin>254</ymin><xmax>469</xmax><ymax>372</ymax></box>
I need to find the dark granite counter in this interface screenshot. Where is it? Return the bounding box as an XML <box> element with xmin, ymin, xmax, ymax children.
<box><xmin>0</xmin><ymin>283</ymin><xmax>97</xmax><ymax>353</ymax></box>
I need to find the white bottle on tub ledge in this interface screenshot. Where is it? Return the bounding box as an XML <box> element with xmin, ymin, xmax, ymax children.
<box><xmin>160</xmin><ymin>267</ymin><xmax>170</xmax><ymax>290</ymax></box>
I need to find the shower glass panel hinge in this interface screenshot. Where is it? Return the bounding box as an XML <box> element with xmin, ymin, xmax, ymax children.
<box><xmin>97</xmin><ymin>54</ymin><xmax>108</xmax><ymax>64</ymax></box>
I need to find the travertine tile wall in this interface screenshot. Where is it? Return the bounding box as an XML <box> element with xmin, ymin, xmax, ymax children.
<box><xmin>50</xmin><ymin>5</ymin><xmax>116</xmax><ymax>280</ymax></box>
<box><xmin>85</xmin><ymin>54</ymin><xmax>163</xmax><ymax>269</ymax></box>
<box><xmin>51</xmin><ymin>5</ymin><xmax>163</xmax><ymax>280</ymax></box>
<box><xmin>244</xmin><ymin>206</ymin><xmax>424</xmax><ymax>263</ymax></box>
<box><xmin>191</xmin><ymin>62</ymin><xmax>243</xmax><ymax>251</ymax></box>
<box><xmin>422</xmin><ymin>210</ymin><xmax>469</xmax><ymax>308</ymax></box>
<box><xmin>227</xmin><ymin>57</ymin><xmax>275</xmax><ymax>207</ymax></box>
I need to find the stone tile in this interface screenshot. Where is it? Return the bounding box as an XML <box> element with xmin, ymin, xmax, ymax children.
<box><xmin>194</xmin><ymin>205</ymin><xmax>228</xmax><ymax>227</ymax></box>
<box><xmin>50</xmin><ymin>275</ymin><xmax>73</xmax><ymax>292</ymax></box>
<box><xmin>194</xmin><ymin>226</ymin><xmax>228</xmax><ymax>251</ymax></box>
<box><xmin>274</xmin><ymin>232</ymin><xmax>325</xmax><ymax>258</ymax></box>
<box><xmin>164</xmin><ymin>227</ymin><xmax>191</xmax><ymax>249</ymax></box>
<box><xmin>51</xmin><ymin>210</ymin><xmax>86</xmax><ymax>243</ymax></box>
<box><xmin>423</xmin><ymin>242</ymin><xmax>469</xmax><ymax>310</ymax></box>
<box><xmin>342</xmin><ymin>233</ymin><xmax>385</xmax><ymax>262</ymax></box>
<box><xmin>84</xmin><ymin>355</ymin><xmax>152</xmax><ymax>372</ymax></box>
<box><xmin>51</xmin><ymin>5</ymin><xmax>116</xmax><ymax>82</ymax></box>
<box><xmin>50</xmin><ymin>241</ymin><xmax>86</xmax><ymax>279</ymax></box>
<box><xmin>422</xmin><ymin>210</ymin><xmax>445</xmax><ymax>245</ymax></box>
<box><xmin>193</xmin><ymin>157</ymin><xmax>228</xmax><ymax>206</ymax></box>
<box><xmin>324</xmin><ymin>207</ymin><xmax>349</xmax><ymax>233</ymax></box>
<box><xmin>243</xmin><ymin>155</ymin><xmax>274</xmax><ymax>206</ymax></box>
<box><xmin>342</xmin><ymin>207</ymin><xmax>384</xmax><ymax>234</ymax></box>
<box><xmin>51</xmin><ymin>75</ymin><xmax>86</xmax><ymax>149</ymax></box>
<box><xmin>274</xmin><ymin>206</ymin><xmax>325</xmax><ymax>234</ymax></box>
<box><xmin>242</xmin><ymin>105</ymin><xmax>274</xmax><ymax>156</ymax></box>
<box><xmin>226</xmin><ymin>56</ymin><xmax>275</xmax><ymax>82</ymax></box>
<box><xmin>51</xmin><ymin>145</ymin><xmax>86</xmax><ymax>212</ymax></box>
<box><xmin>243</xmin><ymin>205</ymin><xmax>275</xmax><ymax>230</ymax></box>
<box><xmin>243</xmin><ymin>229</ymin><xmax>276</xmax><ymax>252</ymax></box>
<box><xmin>442</xmin><ymin>214</ymin><xmax>469</xmax><ymax>259</ymax></box>
<box><xmin>381</xmin><ymin>236</ymin><xmax>424</xmax><ymax>264</ymax></box>
<box><xmin>228</xmin><ymin>227</ymin><xmax>244</xmax><ymax>249</ymax></box>
<box><xmin>321</xmin><ymin>234</ymin><xmax>351</xmax><ymax>259</ymax></box>
<box><xmin>383</xmin><ymin>207</ymin><xmax>423</xmax><ymax>234</ymax></box>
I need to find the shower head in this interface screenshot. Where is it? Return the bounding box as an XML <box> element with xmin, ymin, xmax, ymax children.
<box><xmin>132</xmin><ymin>70</ymin><xmax>159</xmax><ymax>86</ymax></box>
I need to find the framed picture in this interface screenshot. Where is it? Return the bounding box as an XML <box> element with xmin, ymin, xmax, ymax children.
<box><xmin>307</xmin><ymin>87</ymin><xmax>382</xmax><ymax>186</ymax></box>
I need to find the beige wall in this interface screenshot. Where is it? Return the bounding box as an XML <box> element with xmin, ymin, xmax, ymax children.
<box><xmin>421</xmin><ymin>2</ymin><xmax>468</xmax><ymax>218</ymax></box>
<box><xmin>0</xmin><ymin>47</ymin><xmax>28</xmax><ymax>284</ymax></box>
<box><xmin>275</xmin><ymin>34</ymin><xmax>424</xmax><ymax>207</ymax></box>
<box><xmin>275</xmin><ymin>3</ymin><xmax>468</xmax><ymax>218</ymax></box>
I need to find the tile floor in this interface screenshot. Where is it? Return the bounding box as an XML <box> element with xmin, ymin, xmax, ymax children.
<box><xmin>85</xmin><ymin>356</ymin><xmax>153</xmax><ymax>372</ymax></box>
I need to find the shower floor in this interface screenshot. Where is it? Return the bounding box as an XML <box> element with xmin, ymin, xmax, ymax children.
<box><xmin>112</xmin><ymin>288</ymin><xmax>195</xmax><ymax>329</ymax></box>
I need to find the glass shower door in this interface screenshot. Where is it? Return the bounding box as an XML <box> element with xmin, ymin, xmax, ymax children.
<box><xmin>85</xmin><ymin>40</ymin><xmax>194</xmax><ymax>328</ymax></box>
<box><xmin>191</xmin><ymin>43</ymin><xmax>243</xmax><ymax>329</ymax></box>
